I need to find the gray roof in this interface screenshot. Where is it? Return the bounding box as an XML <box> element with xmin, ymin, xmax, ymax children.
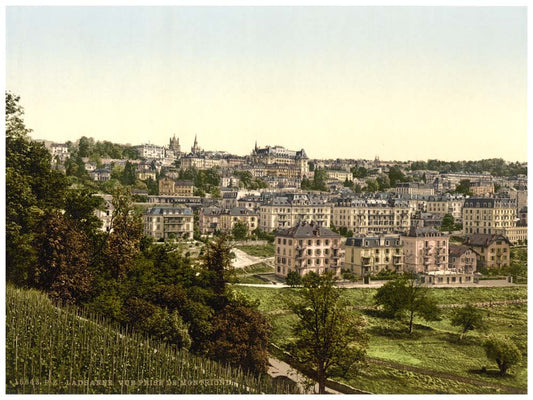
<box><xmin>276</xmin><ymin>221</ymin><xmax>340</xmax><ymax>239</ymax></box>
<box><xmin>464</xmin><ymin>234</ymin><xmax>511</xmax><ymax>248</ymax></box>
<box><xmin>345</xmin><ymin>235</ymin><xmax>402</xmax><ymax>247</ymax></box>
<box><xmin>145</xmin><ymin>206</ymin><xmax>193</xmax><ymax>216</ymax></box>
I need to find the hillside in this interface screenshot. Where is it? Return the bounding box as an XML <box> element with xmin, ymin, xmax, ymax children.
<box><xmin>5</xmin><ymin>285</ymin><xmax>298</xmax><ymax>394</ymax></box>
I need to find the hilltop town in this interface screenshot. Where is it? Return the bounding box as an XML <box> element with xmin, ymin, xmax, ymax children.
<box><xmin>40</xmin><ymin>134</ymin><xmax>527</xmax><ymax>285</ymax></box>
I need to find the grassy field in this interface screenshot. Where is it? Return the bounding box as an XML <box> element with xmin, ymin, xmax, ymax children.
<box><xmin>234</xmin><ymin>244</ymin><xmax>275</xmax><ymax>258</ymax></box>
<box><xmin>236</xmin><ymin>285</ymin><xmax>527</xmax><ymax>394</ymax></box>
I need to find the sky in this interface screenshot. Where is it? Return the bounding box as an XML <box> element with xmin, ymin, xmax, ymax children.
<box><xmin>6</xmin><ymin>6</ymin><xmax>528</xmax><ymax>162</ymax></box>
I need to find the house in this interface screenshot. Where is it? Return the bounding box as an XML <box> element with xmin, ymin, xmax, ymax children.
<box><xmin>401</xmin><ymin>227</ymin><xmax>449</xmax><ymax>273</ymax></box>
<box><xmin>144</xmin><ymin>206</ymin><xmax>194</xmax><ymax>240</ymax></box>
<box><xmin>274</xmin><ymin>221</ymin><xmax>342</xmax><ymax>278</ymax></box>
<box><xmin>344</xmin><ymin>235</ymin><xmax>403</xmax><ymax>277</ymax></box>
<box><xmin>448</xmin><ymin>244</ymin><xmax>478</xmax><ymax>273</ymax></box>
<box><xmin>90</xmin><ymin>168</ymin><xmax>111</xmax><ymax>181</ymax></box>
<box><xmin>464</xmin><ymin>234</ymin><xmax>512</xmax><ymax>269</ymax></box>
<box><xmin>158</xmin><ymin>177</ymin><xmax>194</xmax><ymax>196</ymax></box>
<box><xmin>219</xmin><ymin>207</ymin><xmax>259</xmax><ymax>234</ymax></box>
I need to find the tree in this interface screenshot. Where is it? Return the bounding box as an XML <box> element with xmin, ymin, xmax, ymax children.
<box><xmin>440</xmin><ymin>214</ymin><xmax>456</xmax><ymax>232</ymax></box>
<box><xmin>374</xmin><ymin>273</ymin><xmax>440</xmax><ymax>333</ymax></box>
<box><xmin>312</xmin><ymin>168</ymin><xmax>329</xmax><ymax>192</ymax></box>
<box><xmin>483</xmin><ymin>336</ymin><xmax>522</xmax><ymax>376</ymax></box>
<box><xmin>231</xmin><ymin>220</ymin><xmax>249</xmax><ymax>240</ymax></box>
<box><xmin>455</xmin><ymin>179</ymin><xmax>473</xmax><ymax>196</ymax></box>
<box><xmin>285</xmin><ymin>270</ymin><xmax>302</xmax><ymax>287</ymax></box>
<box><xmin>200</xmin><ymin>234</ymin><xmax>235</xmax><ymax>309</ymax></box>
<box><xmin>364</xmin><ymin>179</ymin><xmax>379</xmax><ymax>192</ymax></box>
<box><xmin>450</xmin><ymin>303</ymin><xmax>484</xmax><ymax>340</ymax></box>
<box><xmin>101</xmin><ymin>188</ymin><xmax>143</xmax><ymax>281</ymax></box>
<box><xmin>207</xmin><ymin>299</ymin><xmax>271</xmax><ymax>374</ymax></box>
<box><xmin>6</xmin><ymin>92</ymin><xmax>69</xmax><ymax>285</ymax></box>
<box><xmin>32</xmin><ymin>211</ymin><xmax>93</xmax><ymax>304</ymax></box>
<box><xmin>289</xmin><ymin>272</ymin><xmax>368</xmax><ymax>394</ymax></box>
<box><xmin>121</xmin><ymin>160</ymin><xmax>136</xmax><ymax>185</ymax></box>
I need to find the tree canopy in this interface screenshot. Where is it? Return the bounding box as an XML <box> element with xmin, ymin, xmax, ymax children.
<box><xmin>288</xmin><ymin>272</ymin><xmax>368</xmax><ymax>393</ymax></box>
<box><xmin>374</xmin><ymin>273</ymin><xmax>440</xmax><ymax>333</ymax></box>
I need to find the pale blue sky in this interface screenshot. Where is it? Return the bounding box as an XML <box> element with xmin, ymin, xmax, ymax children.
<box><xmin>6</xmin><ymin>6</ymin><xmax>527</xmax><ymax>161</ymax></box>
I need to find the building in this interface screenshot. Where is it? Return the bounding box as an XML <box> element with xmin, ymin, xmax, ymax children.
<box><xmin>470</xmin><ymin>181</ymin><xmax>495</xmax><ymax>197</ymax></box>
<box><xmin>259</xmin><ymin>193</ymin><xmax>331</xmax><ymax>232</ymax></box>
<box><xmin>49</xmin><ymin>142</ymin><xmax>70</xmax><ymax>163</ymax></box>
<box><xmin>393</xmin><ymin>182</ymin><xmax>435</xmax><ymax>196</ymax></box>
<box><xmin>464</xmin><ymin>234</ymin><xmax>511</xmax><ymax>269</ymax></box>
<box><xmin>158</xmin><ymin>177</ymin><xmax>195</xmax><ymax>196</ymax></box>
<box><xmin>93</xmin><ymin>194</ymin><xmax>114</xmax><ymax>232</ymax></box>
<box><xmin>402</xmin><ymin>227</ymin><xmax>449</xmax><ymax>273</ymax></box>
<box><xmin>274</xmin><ymin>221</ymin><xmax>342</xmax><ymax>277</ymax></box>
<box><xmin>90</xmin><ymin>168</ymin><xmax>111</xmax><ymax>181</ymax></box>
<box><xmin>425</xmin><ymin>194</ymin><xmax>465</xmax><ymax>223</ymax></box>
<box><xmin>331</xmin><ymin>198</ymin><xmax>410</xmax><ymax>235</ymax></box>
<box><xmin>198</xmin><ymin>206</ymin><xmax>222</xmax><ymax>235</ymax></box>
<box><xmin>448</xmin><ymin>244</ymin><xmax>478</xmax><ymax>273</ymax></box>
<box><xmin>135</xmin><ymin>143</ymin><xmax>167</xmax><ymax>160</ymax></box>
<box><xmin>344</xmin><ymin>235</ymin><xmax>403</xmax><ymax>277</ymax></box>
<box><xmin>169</xmin><ymin>134</ymin><xmax>181</xmax><ymax>156</ymax></box>
<box><xmin>462</xmin><ymin>197</ymin><xmax>517</xmax><ymax>236</ymax></box>
<box><xmin>251</xmin><ymin>144</ymin><xmax>309</xmax><ymax>175</ymax></box>
<box><xmin>144</xmin><ymin>206</ymin><xmax>194</xmax><ymax>240</ymax></box>
<box><xmin>219</xmin><ymin>207</ymin><xmax>259</xmax><ymax>234</ymax></box>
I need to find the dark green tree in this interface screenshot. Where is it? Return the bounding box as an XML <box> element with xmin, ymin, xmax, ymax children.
<box><xmin>32</xmin><ymin>211</ymin><xmax>93</xmax><ymax>304</ymax></box>
<box><xmin>285</xmin><ymin>270</ymin><xmax>302</xmax><ymax>287</ymax></box>
<box><xmin>6</xmin><ymin>92</ymin><xmax>69</xmax><ymax>285</ymax></box>
<box><xmin>231</xmin><ymin>220</ymin><xmax>249</xmax><ymax>240</ymax></box>
<box><xmin>200</xmin><ymin>234</ymin><xmax>235</xmax><ymax>308</ymax></box>
<box><xmin>374</xmin><ymin>273</ymin><xmax>440</xmax><ymax>333</ymax></box>
<box><xmin>454</xmin><ymin>179</ymin><xmax>473</xmax><ymax>196</ymax></box>
<box><xmin>483</xmin><ymin>336</ymin><xmax>522</xmax><ymax>376</ymax></box>
<box><xmin>207</xmin><ymin>298</ymin><xmax>271</xmax><ymax>374</ymax></box>
<box><xmin>312</xmin><ymin>168</ymin><xmax>329</xmax><ymax>192</ymax></box>
<box><xmin>121</xmin><ymin>160</ymin><xmax>136</xmax><ymax>185</ymax></box>
<box><xmin>440</xmin><ymin>214</ymin><xmax>456</xmax><ymax>232</ymax></box>
<box><xmin>289</xmin><ymin>272</ymin><xmax>368</xmax><ymax>394</ymax></box>
<box><xmin>450</xmin><ymin>303</ymin><xmax>485</xmax><ymax>340</ymax></box>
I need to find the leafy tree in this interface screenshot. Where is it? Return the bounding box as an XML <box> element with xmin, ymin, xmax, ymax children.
<box><xmin>200</xmin><ymin>234</ymin><xmax>235</xmax><ymax>309</ymax></box>
<box><xmin>388</xmin><ymin>165</ymin><xmax>407</xmax><ymax>187</ymax></box>
<box><xmin>364</xmin><ymin>179</ymin><xmax>379</xmax><ymax>192</ymax></box>
<box><xmin>312</xmin><ymin>168</ymin><xmax>329</xmax><ymax>192</ymax></box>
<box><xmin>450</xmin><ymin>303</ymin><xmax>485</xmax><ymax>340</ymax></box>
<box><xmin>231</xmin><ymin>220</ymin><xmax>249</xmax><ymax>240</ymax></box>
<box><xmin>77</xmin><ymin>136</ymin><xmax>93</xmax><ymax>157</ymax></box>
<box><xmin>207</xmin><ymin>299</ymin><xmax>271</xmax><ymax>374</ymax></box>
<box><xmin>483</xmin><ymin>336</ymin><xmax>522</xmax><ymax>376</ymax></box>
<box><xmin>454</xmin><ymin>179</ymin><xmax>473</xmax><ymax>196</ymax></box>
<box><xmin>121</xmin><ymin>160</ymin><xmax>136</xmax><ymax>185</ymax></box>
<box><xmin>440</xmin><ymin>214</ymin><xmax>456</xmax><ymax>232</ymax></box>
<box><xmin>101</xmin><ymin>188</ymin><xmax>143</xmax><ymax>281</ymax></box>
<box><xmin>301</xmin><ymin>176</ymin><xmax>312</xmax><ymax>190</ymax></box>
<box><xmin>32</xmin><ymin>210</ymin><xmax>93</xmax><ymax>304</ymax></box>
<box><xmin>376</xmin><ymin>174</ymin><xmax>390</xmax><ymax>191</ymax></box>
<box><xmin>374</xmin><ymin>273</ymin><xmax>440</xmax><ymax>333</ymax></box>
<box><xmin>289</xmin><ymin>272</ymin><xmax>368</xmax><ymax>394</ymax></box>
<box><xmin>285</xmin><ymin>270</ymin><xmax>302</xmax><ymax>287</ymax></box>
<box><xmin>6</xmin><ymin>92</ymin><xmax>69</xmax><ymax>285</ymax></box>
<box><xmin>351</xmin><ymin>166</ymin><xmax>368</xmax><ymax>179</ymax></box>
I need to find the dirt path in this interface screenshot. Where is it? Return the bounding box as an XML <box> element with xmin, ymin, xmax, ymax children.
<box><xmin>367</xmin><ymin>358</ymin><xmax>526</xmax><ymax>394</ymax></box>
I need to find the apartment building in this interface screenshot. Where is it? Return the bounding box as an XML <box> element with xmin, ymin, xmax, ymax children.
<box><xmin>219</xmin><ymin>207</ymin><xmax>259</xmax><ymax>234</ymax></box>
<box><xmin>274</xmin><ymin>221</ymin><xmax>342</xmax><ymax>277</ymax></box>
<box><xmin>135</xmin><ymin>143</ymin><xmax>167</xmax><ymax>160</ymax></box>
<box><xmin>464</xmin><ymin>234</ymin><xmax>511</xmax><ymax>269</ymax></box>
<box><xmin>259</xmin><ymin>193</ymin><xmax>331</xmax><ymax>232</ymax></box>
<box><xmin>251</xmin><ymin>144</ymin><xmax>309</xmax><ymax>175</ymax></box>
<box><xmin>344</xmin><ymin>235</ymin><xmax>404</xmax><ymax>277</ymax></box>
<box><xmin>159</xmin><ymin>177</ymin><xmax>194</xmax><ymax>196</ymax></box>
<box><xmin>402</xmin><ymin>227</ymin><xmax>449</xmax><ymax>273</ymax></box>
<box><xmin>331</xmin><ymin>198</ymin><xmax>410</xmax><ymax>235</ymax></box>
<box><xmin>425</xmin><ymin>194</ymin><xmax>465</xmax><ymax>223</ymax></box>
<box><xmin>448</xmin><ymin>244</ymin><xmax>478</xmax><ymax>273</ymax></box>
<box><xmin>144</xmin><ymin>206</ymin><xmax>194</xmax><ymax>240</ymax></box>
<box><xmin>393</xmin><ymin>182</ymin><xmax>435</xmax><ymax>196</ymax></box>
<box><xmin>462</xmin><ymin>197</ymin><xmax>516</xmax><ymax>236</ymax></box>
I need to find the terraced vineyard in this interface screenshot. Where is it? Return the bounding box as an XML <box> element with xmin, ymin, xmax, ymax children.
<box><xmin>6</xmin><ymin>286</ymin><xmax>298</xmax><ymax>394</ymax></box>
